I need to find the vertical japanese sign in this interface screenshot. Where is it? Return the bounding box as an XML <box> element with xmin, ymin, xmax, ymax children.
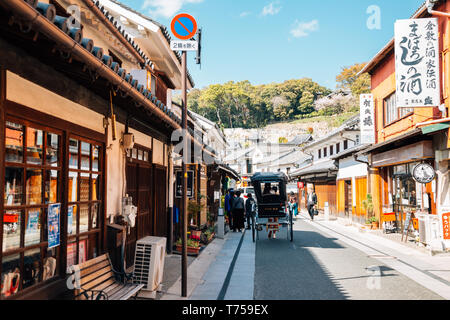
<box><xmin>395</xmin><ymin>18</ymin><xmax>440</xmax><ymax>107</ymax></box>
<box><xmin>442</xmin><ymin>213</ymin><xmax>450</xmax><ymax>240</ymax></box>
<box><xmin>360</xmin><ymin>94</ymin><xmax>375</xmax><ymax>144</ymax></box>
<box><xmin>48</xmin><ymin>203</ymin><xmax>61</xmax><ymax>249</ymax></box>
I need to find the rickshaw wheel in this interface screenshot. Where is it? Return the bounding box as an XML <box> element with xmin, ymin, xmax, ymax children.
<box><xmin>289</xmin><ymin>212</ymin><xmax>294</xmax><ymax>242</ymax></box>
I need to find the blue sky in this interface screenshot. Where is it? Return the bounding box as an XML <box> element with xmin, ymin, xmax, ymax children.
<box><xmin>121</xmin><ymin>0</ymin><xmax>424</xmax><ymax>90</ymax></box>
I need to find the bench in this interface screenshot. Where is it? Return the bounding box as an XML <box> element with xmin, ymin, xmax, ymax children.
<box><xmin>67</xmin><ymin>253</ymin><xmax>144</xmax><ymax>300</ymax></box>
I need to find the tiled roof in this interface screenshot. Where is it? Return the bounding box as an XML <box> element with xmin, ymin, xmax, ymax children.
<box><xmin>104</xmin><ymin>0</ymin><xmax>195</xmax><ymax>87</ymax></box>
<box><xmin>14</xmin><ymin>0</ymin><xmax>182</xmax><ymax>127</ymax></box>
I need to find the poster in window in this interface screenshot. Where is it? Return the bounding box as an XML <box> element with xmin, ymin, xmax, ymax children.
<box><xmin>395</xmin><ymin>18</ymin><xmax>440</xmax><ymax>108</ymax></box>
<box><xmin>26</xmin><ymin>209</ymin><xmax>40</xmax><ymax>232</ymax></box>
<box><xmin>359</xmin><ymin>94</ymin><xmax>375</xmax><ymax>144</ymax></box>
<box><xmin>67</xmin><ymin>205</ymin><xmax>74</xmax><ymax>235</ymax></box>
<box><xmin>47</xmin><ymin>203</ymin><xmax>61</xmax><ymax>248</ymax></box>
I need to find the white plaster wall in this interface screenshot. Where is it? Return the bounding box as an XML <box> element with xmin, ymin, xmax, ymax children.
<box><xmin>337</xmin><ymin>157</ymin><xmax>368</xmax><ymax>180</ymax></box>
<box><xmin>6</xmin><ymin>71</ymin><xmax>104</xmax><ymax>133</ymax></box>
<box><xmin>153</xmin><ymin>138</ymin><xmax>164</xmax><ymax>165</ymax></box>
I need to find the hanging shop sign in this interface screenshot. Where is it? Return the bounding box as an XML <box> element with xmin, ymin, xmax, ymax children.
<box><xmin>412</xmin><ymin>163</ymin><xmax>436</xmax><ymax>184</ymax></box>
<box><xmin>442</xmin><ymin>213</ymin><xmax>450</xmax><ymax>240</ymax></box>
<box><xmin>176</xmin><ymin>170</ymin><xmax>194</xmax><ymax>198</ymax></box>
<box><xmin>394</xmin><ymin>18</ymin><xmax>440</xmax><ymax>108</ymax></box>
<box><xmin>360</xmin><ymin>94</ymin><xmax>375</xmax><ymax>144</ymax></box>
<box><xmin>48</xmin><ymin>203</ymin><xmax>61</xmax><ymax>249</ymax></box>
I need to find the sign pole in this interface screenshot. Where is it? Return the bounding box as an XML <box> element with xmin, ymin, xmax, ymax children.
<box><xmin>181</xmin><ymin>50</ymin><xmax>188</xmax><ymax>298</ymax></box>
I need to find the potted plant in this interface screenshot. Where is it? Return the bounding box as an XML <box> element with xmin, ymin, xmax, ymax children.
<box><xmin>187</xmin><ymin>199</ymin><xmax>206</xmax><ymax>227</ymax></box>
<box><xmin>369</xmin><ymin>216</ymin><xmax>379</xmax><ymax>230</ymax></box>
<box><xmin>175</xmin><ymin>238</ymin><xmax>200</xmax><ymax>255</ymax></box>
<box><xmin>362</xmin><ymin>194</ymin><xmax>375</xmax><ymax>227</ymax></box>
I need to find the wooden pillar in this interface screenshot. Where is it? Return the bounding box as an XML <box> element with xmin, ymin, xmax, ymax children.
<box><xmin>0</xmin><ymin>67</ymin><xmax>5</xmax><ymax>278</ymax></box>
<box><xmin>369</xmin><ymin>167</ymin><xmax>382</xmax><ymax>222</ymax></box>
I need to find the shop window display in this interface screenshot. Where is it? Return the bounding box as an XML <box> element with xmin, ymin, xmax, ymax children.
<box><xmin>66</xmin><ymin>137</ymin><xmax>102</xmax><ymax>268</ymax></box>
<box><xmin>2</xmin><ymin>120</ymin><xmax>62</xmax><ymax>298</ymax></box>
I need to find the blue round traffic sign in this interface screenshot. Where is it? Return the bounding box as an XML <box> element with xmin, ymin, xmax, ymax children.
<box><xmin>171</xmin><ymin>13</ymin><xmax>198</xmax><ymax>40</ymax></box>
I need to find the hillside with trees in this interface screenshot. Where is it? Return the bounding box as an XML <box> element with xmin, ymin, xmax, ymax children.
<box><xmin>183</xmin><ymin>63</ymin><xmax>370</xmax><ymax>129</ymax></box>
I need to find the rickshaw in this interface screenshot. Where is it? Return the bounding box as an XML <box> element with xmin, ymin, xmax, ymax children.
<box><xmin>250</xmin><ymin>172</ymin><xmax>293</xmax><ymax>242</ymax></box>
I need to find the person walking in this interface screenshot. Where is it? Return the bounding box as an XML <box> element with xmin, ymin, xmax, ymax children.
<box><xmin>289</xmin><ymin>196</ymin><xmax>298</xmax><ymax>219</ymax></box>
<box><xmin>307</xmin><ymin>189</ymin><xmax>317</xmax><ymax>221</ymax></box>
<box><xmin>224</xmin><ymin>189</ymin><xmax>232</xmax><ymax>230</ymax></box>
<box><xmin>231</xmin><ymin>190</ymin><xmax>245</xmax><ymax>232</ymax></box>
<box><xmin>245</xmin><ymin>193</ymin><xmax>256</xmax><ymax>230</ymax></box>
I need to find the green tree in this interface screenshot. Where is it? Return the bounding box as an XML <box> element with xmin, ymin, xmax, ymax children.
<box><xmin>336</xmin><ymin>63</ymin><xmax>371</xmax><ymax>96</ymax></box>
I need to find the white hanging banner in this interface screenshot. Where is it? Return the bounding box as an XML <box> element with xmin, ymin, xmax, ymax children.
<box><xmin>360</xmin><ymin>94</ymin><xmax>375</xmax><ymax>144</ymax></box>
<box><xmin>395</xmin><ymin>18</ymin><xmax>440</xmax><ymax>108</ymax></box>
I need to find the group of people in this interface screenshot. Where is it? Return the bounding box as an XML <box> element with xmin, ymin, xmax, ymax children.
<box><xmin>224</xmin><ymin>189</ymin><xmax>256</xmax><ymax>232</ymax></box>
<box><xmin>224</xmin><ymin>187</ymin><xmax>318</xmax><ymax>235</ymax></box>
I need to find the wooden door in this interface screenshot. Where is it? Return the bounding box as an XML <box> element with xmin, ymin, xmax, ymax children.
<box><xmin>345</xmin><ymin>180</ymin><xmax>352</xmax><ymax>217</ymax></box>
<box><xmin>153</xmin><ymin>165</ymin><xmax>167</xmax><ymax>237</ymax></box>
<box><xmin>125</xmin><ymin>162</ymin><xmax>138</xmax><ymax>268</ymax></box>
<box><xmin>125</xmin><ymin>147</ymin><xmax>153</xmax><ymax>269</ymax></box>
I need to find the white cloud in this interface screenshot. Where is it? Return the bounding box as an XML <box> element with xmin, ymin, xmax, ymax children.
<box><xmin>262</xmin><ymin>2</ymin><xmax>281</xmax><ymax>16</ymax></box>
<box><xmin>290</xmin><ymin>19</ymin><xmax>319</xmax><ymax>38</ymax></box>
<box><xmin>240</xmin><ymin>11</ymin><xmax>251</xmax><ymax>18</ymax></box>
<box><xmin>142</xmin><ymin>0</ymin><xmax>204</xmax><ymax>18</ymax></box>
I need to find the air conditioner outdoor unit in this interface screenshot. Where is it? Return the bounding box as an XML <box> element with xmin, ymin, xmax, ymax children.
<box><xmin>133</xmin><ymin>236</ymin><xmax>166</xmax><ymax>296</ymax></box>
<box><xmin>418</xmin><ymin>214</ymin><xmax>440</xmax><ymax>245</ymax></box>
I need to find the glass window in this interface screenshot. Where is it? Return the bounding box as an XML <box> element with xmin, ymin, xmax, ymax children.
<box><xmin>45</xmin><ymin>170</ymin><xmax>59</xmax><ymax>204</ymax></box>
<box><xmin>318</xmin><ymin>149</ymin><xmax>321</xmax><ymax>159</ymax></box>
<box><xmin>5</xmin><ymin>122</ymin><xmax>23</xmax><ymax>163</ymax></box>
<box><xmin>43</xmin><ymin>247</ymin><xmax>58</xmax><ymax>281</ymax></box>
<box><xmin>79</xmin><ymin>173</ymin><xmax>90</xmax><ymax>202</ymax></box>
<box><xmin>46</xmin><ymin>133</ymin><xmax>59</xmax><ymax>166</ymax></box>
<box><xmin>79</xmin><ymin>204</ymin><xmax>89</xmax><ymax>233</ymax></box>
<box><xmin>2</xmin><ymin>210</ymin><xmax>21</xmax><ymax>252</ymax></box>
<box><xmin>67</xmin><ymin>205</ymin><xmax>77</xmax><ymax>236</ymax></box>
<box><xmin>385</xmin><ymin>92</ymin><xmax>413</xmax><ymax>125</ymax></box>
<box><xmin>80</xmin><ymin>142</ymin><xmax>90</xmax><ymax>171</ymax></box>
<box><xmin>23</xmin><ymin>248</ymin><xmax>41</xmax><ymax>289</ymax></box>
<box><xmin>330</xmin><ymin>145</ymin><xmax>334</xmax><ymax>156</ymax></box>
<box><xmin>92</xmin><ymin>174</ymin><xmax>100</xmax><ymax>201</ymax></box>
<box><xmin>69</xmin><ymin>139</ymin><xmax>78</xmax><ymax>169</ymax></box>
<box><xmin>24</xmin><ymin>208</ymin><xmax>41</xmax><ymax>247</ymax></box>
<box><xmin>1</xmin><ymin>254</ymin><xmax>21</xmax><ymax>298</ymax></box>
<box><xmin>26</xmin><ymin>128</ymin><xmax>43</xmax><ymax>165</ymax></box>
<box><xmin>92</xmin><ymin>146</ymin><xmax>99</xmax><ymax>172</ymax></box>
<box><xmin>91</xmin><ymin>203</ymin><xmax>99</xmax><ymax>229</ymax></box>
<box><xmin>26</xmin><ymin>169</ymin><xmax>42</xmax><ymax>205</ymax></box>
<box><xmin>323</xmin><ymin>147</ymin><xmax>327</xmax><ymax>157</ymax></box>
<box><xmin>5</xmin><ymin>167</ymin><xmax>23</xmax><ymax>206</ymax></box>
<box><xmin>68</xmin><ymin>172</ymin><xmax>78</xmax><ymax>203</ymax></box>
<box><xmin>336</xmin><ymin>143</ymin><xmax>340</xmax><ymax>154</ymax></box>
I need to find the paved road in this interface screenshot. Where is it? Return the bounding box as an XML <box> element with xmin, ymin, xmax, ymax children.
<box><xmin>253</xmin><ymin>215</ymin><xmax>444</xmax><ymax>300</ymax></box>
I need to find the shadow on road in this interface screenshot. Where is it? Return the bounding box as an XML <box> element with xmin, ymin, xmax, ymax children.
<box><xmin>254</xmin><ymin>229</ymin><xmax>349</xmax><ymax>300</ymax></box>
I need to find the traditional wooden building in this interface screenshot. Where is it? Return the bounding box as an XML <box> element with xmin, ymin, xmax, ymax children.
<box><xmin>0</xmin><ymin>0</ymin><xmax>205</xmax><ymax>299</ymax></box>
<box><xmin>359</xmin><ymin>0</ymin><xmax>450</xmax><ymax>247</ymax></box>
<box><xmin>291</xmin><ymin>116</ymin><xmax>361</xmax><ymax>216</ymax></box>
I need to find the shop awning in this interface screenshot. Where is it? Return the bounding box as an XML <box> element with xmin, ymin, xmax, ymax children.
<box><xmin>290</xmin><ymin>160</ymin><xmax>338</xmax><ymax>180</ymax></box>
<box><xmin>356</xmin><ymin>128</ymin><xmax>423</xmax><ymax>155</ymax></box>
<box><xmin>213</xmin><ymin>164</ymin><xmax>240</xmax><ymax>181</ymax></box>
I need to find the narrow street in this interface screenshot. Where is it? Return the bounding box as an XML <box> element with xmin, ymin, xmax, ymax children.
<box><xmin>254</xmin><ymin>215</ymin><xmax>444</xmax><ymax>300</ymax></box>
